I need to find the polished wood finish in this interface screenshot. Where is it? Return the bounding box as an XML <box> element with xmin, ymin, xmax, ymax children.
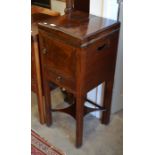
<box><xmin>101</xmin><ymin>80</ymin><xmax>114</xmax><ymax>124</ymax></box>
<box><xmin>31</xmin><ymin>5</ymin><xmax>60</xmax><ymax>124</ymax></box>
<box><xmin>31</xmin><ymin>35</ymin><xmax>45</xmax><ymax>124</ymax></box>
<box><xmin>31</xmin><ymin>5</ymin><xmax>59</xmax><ymax>16</ymax></box>
<box><xmin>65</xmin><ymin>0</ymin><xmax>90</xmax><ymax>13</ymax></box>
<box><xmin>74</xmin><ymin>0</ymin><xmax>90</xmax><ymax>13</ymax></box>
<box><xmin>38</xmin><ymin>11</ymin><xmax>120</xmax><ymax>147</ymax></box>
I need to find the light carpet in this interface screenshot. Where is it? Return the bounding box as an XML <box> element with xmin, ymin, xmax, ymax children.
<box><xmin>31</xmin><ymin>88</ymin><xmax>123</xmax><ymax>155</ymax></box>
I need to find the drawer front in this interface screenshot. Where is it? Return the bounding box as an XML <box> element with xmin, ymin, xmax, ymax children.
<box><xmin>45</xmin><ymin>68</ymin><xmax>76</xmax><ymax>92</ymax></box>
<box><xmin>39</xmin><ymin>30</ymin><xmax>76</xmax><ymax>79</ymax></box>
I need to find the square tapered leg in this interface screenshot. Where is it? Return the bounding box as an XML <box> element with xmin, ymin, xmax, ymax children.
<box><xmin>101</xmin><ymin>80</ymin><xmax>114</xmax><ymax>124</ymax></box>
<box><xmin>75</xmin><ymin>95</ymin><xmax>85</xmax><ymax>148</ymax></box>
<box><xmin>44</xmin><ymin>80</ymin><xmax>52</xmax><ymax>126</ymax></box>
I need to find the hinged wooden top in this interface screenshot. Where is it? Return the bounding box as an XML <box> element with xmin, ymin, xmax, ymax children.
<box><xmin>38</xmin><ymin>11</ymin><xmax>120</xmax><ymax>47</ymax></box>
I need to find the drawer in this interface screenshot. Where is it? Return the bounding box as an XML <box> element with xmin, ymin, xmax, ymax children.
<box><xmin>45</xmin><ymin>68</ymin><xmax>76</xmax><ymax>92</ymax></box>
<box><xmin>39</xmin><ymin>30</ymin><xmax>76</xmax><ymax>79</ymax></box>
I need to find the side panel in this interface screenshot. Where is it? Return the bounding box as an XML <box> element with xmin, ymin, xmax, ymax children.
<box><xmin>84</xmin><ymin>31</ymin><xmax>119</xmax><ymax>93</ymax></box>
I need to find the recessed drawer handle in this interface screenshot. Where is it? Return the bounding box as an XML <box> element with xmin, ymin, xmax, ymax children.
<box><xmin>56</xmin><ymin>76</ymin><xmax>62</xmax><ymax>81</ymax></box>
<box><xmin>97</xmin><ymin>40</ymin><xmax>110</xmax><ymax>51</ymax></box>
<box><xmin>42</xmin><ymin>48</ymin><xmax>47</xmax><ymax>54</ymax></box>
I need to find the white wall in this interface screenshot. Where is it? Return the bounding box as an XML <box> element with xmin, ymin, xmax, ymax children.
<box><xmin>111</xmin><ymin>1</ymin><xmax>123</xmax><ymax>113</ymax></box>
<box><xmin>51</xmin><ymin>0</ymin><xmax>65</xmax><ymax>15</ymax></box>
<box><xmin>103</xmin><ymin>0</ymin><xmax>118</xmax><ymax>20</ymax></box>
<box><xmin>90</xmin><ymin>0</ymin><xmax>104</xmax><ymax>16</ymax></box>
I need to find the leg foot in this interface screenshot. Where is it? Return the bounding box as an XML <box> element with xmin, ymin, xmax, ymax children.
<box><xmin>36</xmin><ymin>92</ymin><xmax>45</xmax><ymax>124</ymax></box>
<box><xmin>44</xmin><ymin>80</ymin><xmax>52</xmax><ymax>126</ymax></box>
<box><xmin>101</xmin><ymin>80</ymin><xmax>114</xmax><ymax>125</ymax></box>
